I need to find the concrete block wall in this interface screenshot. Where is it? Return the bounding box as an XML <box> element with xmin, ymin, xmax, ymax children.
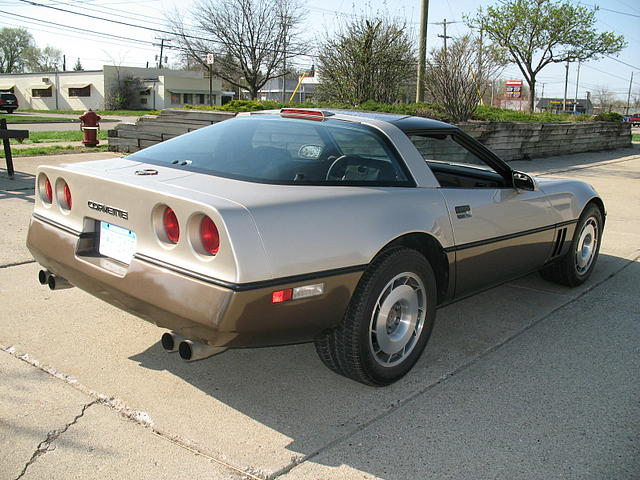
<box><xmin>108</xmin><ymin>109</ymin><xmax>236</xmax><ymax>153</ymax></box>
<box><xmin>109</xmin><ymin>109</ymin><xmax>632</xmax><ymax>160</ymax></box>
<box><xmin>458</xmin><ymin>121</ymin><xmax>631</xmax><ymax>161</ymax></box>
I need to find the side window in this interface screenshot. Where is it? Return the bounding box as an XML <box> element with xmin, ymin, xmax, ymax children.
<box><xmin>409</xmin><ymin>133</ymin><xmax>506</xmax><ymax>188</ymax></box>
<box><xmin>410</xmin><ymin>134</ymin><xmax>495</xmax><ymax>171</ymax></box>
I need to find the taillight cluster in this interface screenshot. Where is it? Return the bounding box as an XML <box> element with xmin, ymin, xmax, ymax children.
<box><xmin>157</xmin><ymin>205</ymin><xmax>220</xmax><ymax>256</ymax></box>
<box><xmin>38</xmin><ymin>174</ymin><xmax>72</xmax><ymax>211</ymax></box>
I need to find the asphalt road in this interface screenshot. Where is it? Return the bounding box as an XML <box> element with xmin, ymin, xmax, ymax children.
<box><xmin>1</xmin><ymin>146</ymin><xmax>639</xmax><ymax>479</ymax></box>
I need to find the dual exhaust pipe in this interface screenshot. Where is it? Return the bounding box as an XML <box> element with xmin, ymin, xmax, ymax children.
<box><xmin>37</xmin><ymin>270</ymin><xmax>222</xmax><ymax>362</ymax></box>
<box><xmin>161</xmin><ymin>331</ymin><xmax>227</xmax><ymax>362</ymax></box>
<box><xmin>38</xmin><ymin>270</ymin><xmax>73</xmax><ymax>290</ymax></box>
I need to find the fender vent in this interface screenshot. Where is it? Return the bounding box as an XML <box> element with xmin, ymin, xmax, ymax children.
<box><xmin>551</xmin><ymin>227</ymin><xmax>567</xmax><ymax>257</ymax></box>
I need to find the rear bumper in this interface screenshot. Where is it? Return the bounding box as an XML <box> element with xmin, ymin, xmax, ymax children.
<box><xmin>26</xmin><ymin>215</ymin><xmax>362</xmax><ymax>347</ymax></box>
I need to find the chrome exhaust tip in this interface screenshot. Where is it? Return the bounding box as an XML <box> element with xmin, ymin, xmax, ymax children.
<box><xmin>47</xmin><ymin>275</ymin><xmax>73</xmax><ymax>290</ymax></box>
<box><xmin>178</xmin><ymin>340</ymin><xmax>227</xmax><ymax>362</ymax></box>
<box><xmin>160</xmin><ymin>331</ymin><xmax>187</xmax><ymax>353</ymax></box>
<box><xmin>38</xmin><ymin>270</ymin><xmax>50</xmax><ymax>285</ymax></box>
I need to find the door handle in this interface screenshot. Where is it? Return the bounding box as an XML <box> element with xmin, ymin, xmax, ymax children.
<box><xmin>455</xmin><ymin>205</ymin><xmax>472</xmax><ymax>218</ymax></box>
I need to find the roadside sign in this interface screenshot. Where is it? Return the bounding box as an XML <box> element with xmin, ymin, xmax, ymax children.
<box><xmin>505</xmin><ymin>80</ymin><xmax>523</xmax><ymax>98</ymax></box>
<box><xmin>206</xmin><ymin>53</ymin><xmax>214</xmax><ymax>65</ymax></box>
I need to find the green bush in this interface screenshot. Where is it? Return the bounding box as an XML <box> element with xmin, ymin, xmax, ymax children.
<box><xmin>593</xmin><ymin>112</ymin><xmax>623</xmax><ymax>122</ymax></box>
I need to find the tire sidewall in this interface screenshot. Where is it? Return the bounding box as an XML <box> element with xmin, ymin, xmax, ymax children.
<box><xmin>356</xmin><ymin>249</ymin><xmax>437</xmax><ymax>385</ymax></box>
<box><xmin>568</xmin><ymin>204</ymin><xmax>603</xmax><ymax>283</ymax></box>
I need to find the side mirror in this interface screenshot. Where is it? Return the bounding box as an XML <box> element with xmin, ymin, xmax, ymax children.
<box><xmin>512</xmin><ymin>171</ymin><xmax>535</xmax><ymax>191</ymax></box>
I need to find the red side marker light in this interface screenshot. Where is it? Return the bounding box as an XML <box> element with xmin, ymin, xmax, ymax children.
<box><xmin>272</xmin><ymin>288</ymin><xmax>293</xmax><ymax>304</ymax></box>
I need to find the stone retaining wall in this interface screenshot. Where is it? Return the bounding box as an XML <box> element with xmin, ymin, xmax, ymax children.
<box><xmin>108</xmin><ymin>109</ymin><xmax>632</xmax><ymax>160</ymax></box>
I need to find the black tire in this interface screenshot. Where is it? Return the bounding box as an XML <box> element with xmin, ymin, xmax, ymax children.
<box><xmin>540</xmin><ymin>203</ymin><xmax>603</xmax><ymax>287</ymax></box>
<box><xmin>314</xmin><ymin>248</ymin><xmax>437</xmax><ymax>386</ymax></box>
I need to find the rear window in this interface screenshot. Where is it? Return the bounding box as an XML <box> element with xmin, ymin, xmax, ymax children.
<box><xmin>1</xmin><ymin>93</ymin><xmax>17</xmax><ymax>101</ymax></box>
<box><xmin>127</xmin><ymin>115</ymin><xmax>413</xmax><ymax>186</ymax></box>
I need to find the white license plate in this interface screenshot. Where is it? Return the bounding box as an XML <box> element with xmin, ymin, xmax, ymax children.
<box><xmin>99</xmin><ymin>221</ymin><xmax>137</xmax><ymax>264</ymax></box>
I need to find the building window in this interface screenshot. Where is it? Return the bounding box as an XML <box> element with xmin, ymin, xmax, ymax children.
<box><xmin>197</xmin><ymin>93</ymin><xmax>205</xmax><ymax>104</ymax></box>
<box><xmin>68</xmin><ymin>86</ymin><xmax>91</xmax><ymax>97</ymax></box>
<box><xmin>32</xmin><ymin>87</ymin><xmax>52</xmax><ymax>97</ymax></box>
<box><xmin>170</xmin><ymin>92</ymin><xmax>180</xmax><ymax>104</ymax></box>
<box><xmin>140</xmin><ymin>88</ymin><xmax>151</xmax><ymax>96</ymax></box>
<box><xmin>183</xmin><ymin>93</ymin><xmax>193</xmax><ymax>104</ymax></box>
<box><xmin>140</xmin><ymin>98</ymin><xmax>148</xmax><ymax>105</ymax></box>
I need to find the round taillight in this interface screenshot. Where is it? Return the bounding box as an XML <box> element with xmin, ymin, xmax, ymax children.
<box><xmin>63</xmin><ymin>183</ymin><xmax>72</xmax><ymax>209</ymax></box>
<box><xmin>163</xmin><ymin>207</ymin><xmax>180</xmax><ymax>244</ymax></box>
<box><xmin>44</xmin><ymin>177</ymin><xmax>53</xmax><ymax>203</ymax></box>
<box><xmin>200</xmin><ymin>216</ymin><xmax>220</xmax><ymax>255</ymax></box>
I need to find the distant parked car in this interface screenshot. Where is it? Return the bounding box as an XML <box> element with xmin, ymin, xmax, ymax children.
<box><xmin>0</xmin><ymin>92</ymin><xmax>18</xmax><ymax>113</ymax></box>
<box><xmin>629</xmin><ymin>113</ymin><xmax>640</xmax><ymax>127</ymax></box>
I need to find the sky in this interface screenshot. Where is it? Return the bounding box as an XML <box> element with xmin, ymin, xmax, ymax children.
<box><xmin>1</xmin><ymin>0</ymin><xmax>639</xmax><ymax>101</ymax></box>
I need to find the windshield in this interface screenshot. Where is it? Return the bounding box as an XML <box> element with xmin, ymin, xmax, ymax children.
<box><xmin>127</xmin><ymin>115</ymin><xmax>413</xmax><ymax>186</ymax></box>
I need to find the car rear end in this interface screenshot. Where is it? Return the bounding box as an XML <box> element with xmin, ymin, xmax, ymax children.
<box><xmin>0</xmin><ymin>92</ymin><xmax>18</xmax><ymax>112</ymax></box>
<box><xmin>26</xmin><ymin>158</ymin><xmax>356</xmax><ymax>348</ymax></box>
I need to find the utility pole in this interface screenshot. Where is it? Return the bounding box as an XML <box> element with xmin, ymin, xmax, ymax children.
<box><xmin>435</xmin><ymin>18</ymin><xmax>455</xmax><ymax>58</ymax></box>
<box><xmin>573</xmin><ymin>60</ymin><xmax>581</xmax><ymax>113</ymax></box>
<box><xmin>540</xmin><ymin>82</ymin><xmax>545</xmax><ymax>112</ymax></box>
<box><xmin>563</xmin><ymin>60</ymin><xmax>569</xmax><ymax>113</ymax></box>
<box><xmin>62</xmin><ymin>55</ymin><xmax>66</xmax><ymax>71</ymax></box>
<box><xmin>625</xmin><ymin>71</ymin><xmax>634</xmax><ymax>115</ymax></box>
<box><xmin>415</xmin><ymin>0</ymin><xmax>429</xmax><ymax>102</ymax></box>
<box><xmin>281</xmin><ymin>15</ymin><xmax>290</xmax><ymax>103</ymax></box>
<box><xmin>154</xmin><ymin>38</ymin><xmax>170</xmax><ymax>68</ymax></box>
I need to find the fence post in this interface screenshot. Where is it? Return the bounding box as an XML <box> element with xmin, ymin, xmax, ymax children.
<box><xmin>1</xmin><ymin>119</ymin><xmax>15</xmax><ymax>179</ymax></box>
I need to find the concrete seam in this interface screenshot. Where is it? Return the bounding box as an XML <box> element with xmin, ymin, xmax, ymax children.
<box><xmin>15</xmin><ymin>400</ymin><xmax>98</xmax><ymax>480</ymax></box>
<box><xmin>0</xmin><ymin>260</ymin><xmax>36</xmax><ymax>269</ymax></box>
<box><xmin>271</xmin><ymin>254</ymin><xmax>640</xmax><ymax>479</ymax></box>
<box><xmin>536</xmin><ymin>155</ymin><xmax>640</xmax><ymax>177</ymax></box>
<box><xmin>0</xmin><ymin>347</ymin><xmax>265</xmax><ymax>480</ymax></box>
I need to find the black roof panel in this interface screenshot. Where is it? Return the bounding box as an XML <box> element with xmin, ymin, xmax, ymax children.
<box><xmin>391</xmin><ymin>116</ymin><xmax>457</xmax><ymax>132</ymax></box>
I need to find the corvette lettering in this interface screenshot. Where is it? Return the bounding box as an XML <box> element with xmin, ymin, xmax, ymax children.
<box><xmin>87</xmin><ymin>201</ymin><xmax>128</xmax><ymax>220</ymax></box>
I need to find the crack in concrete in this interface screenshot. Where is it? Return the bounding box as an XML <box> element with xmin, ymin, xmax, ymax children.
<box><xmin>15</xmin><ymin>400</ymin><xmax>98</xmax><ymax>480</ymax></box>
<box><xmin>270</xmin><ymin>254</ymin><xmax>640</xmax><ymax>479</ymax></box>
<box><xmin>0</xmin><ymin>260</ymin><xmax>36</xmax><ymax>270</ymax></box>
<box><xmin>1</xmin><ymin>347</ymin><xmax>263</xmax><ymax>480</ymax></box>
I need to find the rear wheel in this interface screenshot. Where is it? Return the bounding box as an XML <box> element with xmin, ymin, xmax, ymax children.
<box><xmin>540</xmin><ymin>203</ymin><xmax>603</xmax><ymax>286</ymax></box>
<box><xmin>315</xmin><ymin>248</ymin><xmax>437</xmax><ymax>386</ymax></box>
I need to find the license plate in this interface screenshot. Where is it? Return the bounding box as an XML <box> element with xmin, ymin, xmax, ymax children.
<box><xmin>99</xmin><ymin>221</ymin><xmax>137</xmax><ymax>264</ymax></box>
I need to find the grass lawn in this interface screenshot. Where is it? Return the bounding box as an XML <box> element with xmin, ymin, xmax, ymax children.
<box><xmin>19</xmin><ymin>109</ymin><xmax>159</xmax><ymax>116</ymax></box>
<box><xmin>0</xmin><ymin>114</ymin><xmax>77</xmax><ymax>123</ymax></box>
<box><xmin>1</xmin><ymin>144</ymin><xmax>109</xmax><ymax>158</ymax></box>
<box><xmin>0</xmin><ymin>145</ymin><xmax>108</xmax><ymax>158</ymax></box>
<box><xmin>632</xmin><ymin>133</ymin><xmax>640</xmax><ymax>142</ymax></box>
<box><xmin>10</xmin><ymin>130</ymin><xmax>108</xmax><ymax>144</ymax></box>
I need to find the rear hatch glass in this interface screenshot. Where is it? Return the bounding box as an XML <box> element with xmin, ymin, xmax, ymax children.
<box><xmin>126</xmin><ymin>115</ymin><xmax>413</xmax><ymax>186</ymax></box>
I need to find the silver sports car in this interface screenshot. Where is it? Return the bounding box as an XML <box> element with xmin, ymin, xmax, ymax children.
<box><xmin>27</xmin><ymin>109</ymin><xmax>605</xmax><ymax>385</ymax></box>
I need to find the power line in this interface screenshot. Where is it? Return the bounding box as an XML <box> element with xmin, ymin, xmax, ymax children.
<box><xmin>604</xmin><ymin>55</ymin><xmax>640</xmax><ymax>71</ymax></box>
<box><xmin>582</xmin><ymin>63</ymin><xmax>631</xmax><ymax>81</ymax></box>
<box><xmin>18</xmin><ymin>0</ymin><xmax>314</xmax><ymax>58</ymax></box>
<box><xmin>1</xmin><ymin>10</ymin><xmax>154</xmax><ymax>47</ymax></box>
<box><xmin>579</xmin><ymin>2</ymin><xmax>640</xmax><ymax>18</ymax></box>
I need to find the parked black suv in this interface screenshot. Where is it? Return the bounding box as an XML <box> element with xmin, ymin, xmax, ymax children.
<box><xmin>0</xmin><ymin>92</ymin><xmax>18</xmax><ymax>113</ymax></box>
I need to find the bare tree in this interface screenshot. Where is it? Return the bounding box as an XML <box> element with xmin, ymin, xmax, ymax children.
<box><xmin>169</xmin><ymin>0</ymin><xmax>306</xmax><ymax>99</ymax></box>
<box><xmin>317</xmin><ymin>18</ymin><xmax>415</xmax><ymax>104</ymax></box>
<box><xmin>425</xmin><ymin>34</ymin><xmax>504</xmax><ymax>122</ymax></box>
<box><xmin>592</xmin><ymin>85</ymin><xmax>615</xmax><ymax>113</ymax></box>
<box><xmin>25</xmin><ymin>45</ymin><xmax>63</xmax><ymax>72</ymax></box>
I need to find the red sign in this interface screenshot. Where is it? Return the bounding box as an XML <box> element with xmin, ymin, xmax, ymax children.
<box><xmin>504</xmin><ymin>80</ymin><xmax>523</xmax><ymax>98</ymax></box>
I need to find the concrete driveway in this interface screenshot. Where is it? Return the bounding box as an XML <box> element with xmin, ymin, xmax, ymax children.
<box><xmin>1</xmin><ymin>147</ymin><xmax>638</xmax><ymax>479</ymax></box>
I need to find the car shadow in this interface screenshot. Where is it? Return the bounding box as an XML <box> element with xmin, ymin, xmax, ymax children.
<box><xmin>127</xmin><ymin>252</ymin><xmax>634</xmax><ymax>478</ymax></box>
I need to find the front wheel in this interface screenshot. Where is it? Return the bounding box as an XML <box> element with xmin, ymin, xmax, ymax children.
<box><xmin>540</xmin><ymin>203</ymin><xmax>603</xmax><ymax>286</ymax></box>
<box><xmin>315</xmin><ymin>248</ymin><xmax>437</xmax><ymax>386</ymax></box>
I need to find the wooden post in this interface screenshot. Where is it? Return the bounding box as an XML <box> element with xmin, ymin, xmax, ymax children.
<box><xmin>1</xmin><ymin>119</ymin><xmax>14</xmax><ymax>179</ymax></box>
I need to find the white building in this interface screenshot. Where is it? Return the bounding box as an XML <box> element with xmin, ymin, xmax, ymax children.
<box><xmin>0</xmin><ymin>65</ymin><xmax>233</xmax><ymax>111</ymax></box>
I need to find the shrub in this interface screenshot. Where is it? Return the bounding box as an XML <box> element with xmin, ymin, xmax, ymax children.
<box><xmin>593</xmin><ymin>112</ymin><xmax>623</xmax><ymax>122</ymax></box>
